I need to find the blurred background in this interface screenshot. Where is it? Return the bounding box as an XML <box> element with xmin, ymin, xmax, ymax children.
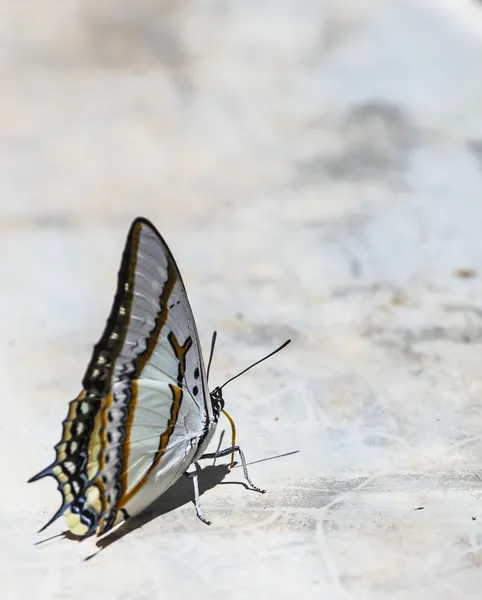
<box><xmin>3</xmin><ymin>1</ymin><xmax>482</xmax><ymax>598</ymax></box>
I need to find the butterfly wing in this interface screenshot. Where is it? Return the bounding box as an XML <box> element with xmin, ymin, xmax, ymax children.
<box><xmin>30</xmin><ymin>217</ymin><xmax>217</xmax><ymax>537</ymax></box>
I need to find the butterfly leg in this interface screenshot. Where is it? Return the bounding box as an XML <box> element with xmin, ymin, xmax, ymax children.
<box><xmin>183</xmin><ymin>467</ymin><xmax>212</xmax><ymax>526</ymax></box>
<box><xmin>200</xmin><ymin>446</ymin><xmax>266</xmax><ymax>494</ymax></box>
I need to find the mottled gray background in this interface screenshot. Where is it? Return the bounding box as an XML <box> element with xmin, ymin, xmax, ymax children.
<box><xmin>3</xmin><ymin>1</ymin><xmax>482</xmax><ymax>598</ymax></box>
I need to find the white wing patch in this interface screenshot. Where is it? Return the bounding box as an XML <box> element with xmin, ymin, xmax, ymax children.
<box><xmin>116</xmin><ymin>378</ymin><xmax>201</xmax><ymax>520</ymax></box>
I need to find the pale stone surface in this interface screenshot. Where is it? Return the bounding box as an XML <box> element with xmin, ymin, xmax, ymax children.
<box><xmin>3</xmin><ymin>1</ymin><xmax>482</xmax><ymax>598</ymax></box>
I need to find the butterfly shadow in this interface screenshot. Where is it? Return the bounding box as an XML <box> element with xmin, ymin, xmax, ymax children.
<box><xmin>86</xmin><ymin>462</ymin><xmax>231</xmax><ymax>558</ymax></box>
<box><xmin>89</xmin><ymin>449</ymin><xmax>300</xmax><ymax>558</ymax></box>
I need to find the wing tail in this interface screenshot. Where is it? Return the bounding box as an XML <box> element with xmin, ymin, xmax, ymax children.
<box><xmin>28</xmin><ymin>391</ymin><xmax>105</xmax><ymax>538</ymax></box>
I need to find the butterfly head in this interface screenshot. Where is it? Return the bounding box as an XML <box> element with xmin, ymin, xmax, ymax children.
<box><xmin>210</xmin><ymin>386</ymin><xmax>225</xmax><ymax>420</ymax></box>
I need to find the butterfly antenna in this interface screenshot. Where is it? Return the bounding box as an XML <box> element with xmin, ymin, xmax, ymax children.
<box><xmin>219</xmin><ymin>339</ymin><xmax>291</xmax><ymax>390</ymax></box>
<box><xmin>206</xmin><ymin>330</ymin><xmax>217</xmax><ymax>383</ymax></box>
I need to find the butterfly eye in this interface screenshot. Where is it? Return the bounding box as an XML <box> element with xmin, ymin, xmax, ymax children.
<box><xmin>210</xmin><ymin>387</ymin><xmax>225</xmax><ymax>417</ymax></box>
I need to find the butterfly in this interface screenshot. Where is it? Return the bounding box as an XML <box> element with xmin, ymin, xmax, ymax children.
<box><xmin>29</xmin><ymin>217</ymin><xmax>290</xmax><ymax>538</ymax></box>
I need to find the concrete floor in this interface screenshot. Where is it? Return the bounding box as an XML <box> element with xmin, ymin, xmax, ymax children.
<box><xmin>3</xmin><ymin>1</ymin><xmax>482</xmax><ymax>598</ymax></box>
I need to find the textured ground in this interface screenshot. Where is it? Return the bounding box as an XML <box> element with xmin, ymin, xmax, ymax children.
<box><xmin>3</xmin><ymin>1</ymin><xmax>482</xmax><ymax>598</ymax></box>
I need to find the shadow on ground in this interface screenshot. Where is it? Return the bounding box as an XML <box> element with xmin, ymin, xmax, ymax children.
<box><xmin>86</xmin><ymin>463</ymin><xmax>231</xmax><ymax>558</ymax></box>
